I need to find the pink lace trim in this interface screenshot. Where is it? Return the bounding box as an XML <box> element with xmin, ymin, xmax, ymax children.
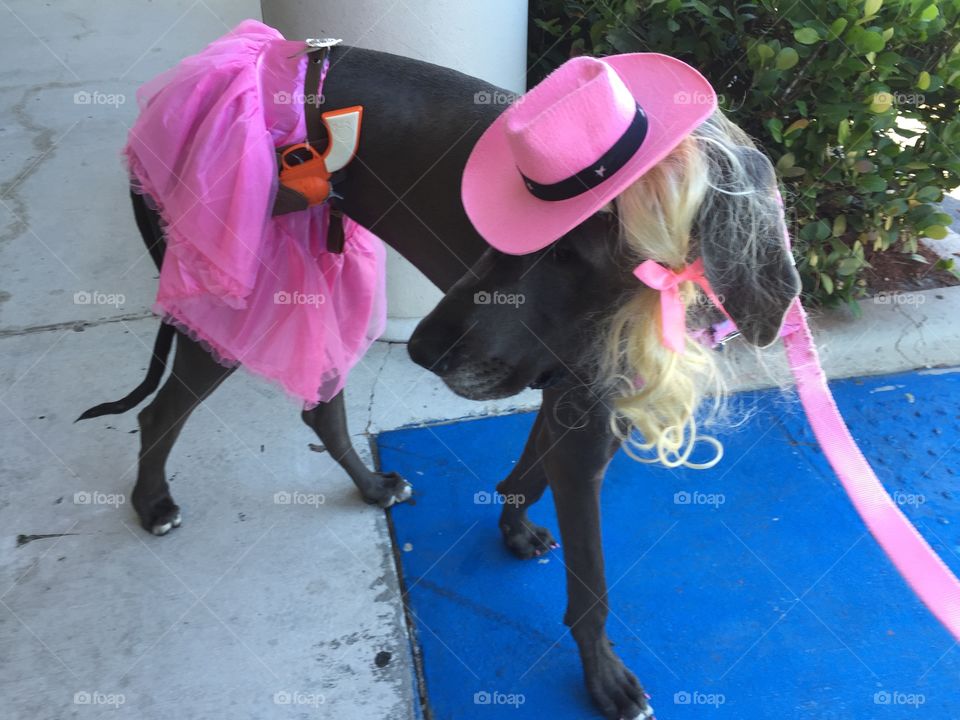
<box><xmin>155</xmin><ymin>310</ymin><xmax>343</xmax><ymax>410</ymax></box>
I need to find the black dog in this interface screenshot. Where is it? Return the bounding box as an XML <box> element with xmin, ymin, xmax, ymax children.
<box><xmin>83</xmin><ymin>45</ymin><xmax>798</xmax><ymax>720</ymax></box>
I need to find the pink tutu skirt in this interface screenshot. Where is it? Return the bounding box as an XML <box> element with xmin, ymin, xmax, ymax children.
<box><xmin>124</xmin><ymin>20</ymin><xmax>386</xmax><ymax>405</ymax></box>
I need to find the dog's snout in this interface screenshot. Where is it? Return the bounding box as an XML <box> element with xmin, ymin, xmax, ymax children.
<box><xmin>408</xmin><ymin>332</ymin><xmax>456</xmax><ymax>374</ymax></box>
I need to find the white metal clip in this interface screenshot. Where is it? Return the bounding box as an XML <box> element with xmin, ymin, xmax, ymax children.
<box><xmin>289</xmin><ymin>38</ymin><xmax>343</xmax><ymax>58</ymax></box>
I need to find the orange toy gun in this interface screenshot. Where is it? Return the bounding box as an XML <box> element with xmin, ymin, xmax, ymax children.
<box><xmin>273</xmin><ymin>105</ymin><xmax>363</xmax><ymax>216</ymax></box>
<box><xmin>275</xmin><ymin>105</ymin><xmax>363</xmax><ymax>211</ymax></box>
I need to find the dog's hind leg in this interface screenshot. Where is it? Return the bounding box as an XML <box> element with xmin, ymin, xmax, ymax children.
<box><xmin>301</xmin><ymin>392</ymin><xmax>412</xmax><ymax>508</ymax></box>
<box><xmin>496</xmin><ymin>409</ymin><xmax>559</xmax><ymax>559</ymax></box>
<box><xmin>134</xmin><ymin>332</ymin><xmax>234</xmax><ymax>535</ymax></box>
<box><xmin>539</xmin><ymin>386</ymin><xmax>650</xmax><ymax>720</ymax></box>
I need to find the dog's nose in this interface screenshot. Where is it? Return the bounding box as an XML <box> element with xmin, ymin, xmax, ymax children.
<box><xmin>408</xmin><ymin>332</ymin><xmax>456</xmax><ymax>374</ymax></box>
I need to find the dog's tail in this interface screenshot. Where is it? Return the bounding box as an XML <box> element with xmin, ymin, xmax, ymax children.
<box><xmin>77</xmin><ymin>190</ymin><xmax>174</xmax><ymax>423</ymax></box>
<box><xmin>75</xmin><ymin>322</ymin><xmax>175</xmax><ymax>421</ymax></box>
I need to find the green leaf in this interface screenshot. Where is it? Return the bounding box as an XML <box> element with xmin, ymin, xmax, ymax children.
<box><xmin>915</xmin><ymin>185</ymin><xmax>941</xmax><ymax>202</ymax></box>
<box><xmin>876</xmin><ymin>51</ymin><xmax>900</xmax><ymax>66</ymax></box>
<box><xmin>776</xmin><ymin>47</ymin><xmax>800</xmax><ymax>70</ymax></box>
<box><xmin>837</xmin><ymin>258</ymin><xmax>862</xmax><ymax>275</ymax></box>
<box><xmin>858</xmin><ymin>30</ymin><xmax>885</xmax><ymax>54</ymax></box>
<box><xmin>814</xmin><ymin>220</ymin><xmax>832</xmax><ymax>240</ymax></box>
<box><xmin>920</xmin><ymin>4</ymin><xmax>939</xmax><ymax>21</ymax></box>
<box><xmin>923</xmin><ymin>225</ymin><xmax>949</xmax><ymax>239</ymax></box>
<box><xmin>692</xmin><ymin>0</ymin><xmax>713</xmax><ymax>16</ymax></box>
<box><xmin>837</xmin><ymin>119</ymin><xmax>851</xmax><ymax>145</ymax></box>
<box><xmin>776</xmin><ymin>152</ymin><xmax>796</xmax><ymax>170</ymax></box>
<box><xmin>756</xmin><ymin>44</ymin><xmax>775</xmax><ymax>62</ymax></box>
<box><xmin>917</xmin><ymin>71</ymin><xmax>931</xmax><ymax>90</ymax></box>
<box><xmin>820</xmin><ymin>273</ymin><xmax>835</xmax><ymax>294</ymax></box>
<box><xmin>864</xmin><ymin>0</ymin><xmax>883</xmax><ymax>16</ymax></box>
<box><xmin>784</xmin><ymin>118</ymin><xmax>810</xmax><ymax>135</ymax></box>
<box><xmin>833</xmin><ymin>215</ymin><xmax>848</xmax><ymax>237</ymax></box>
<box><xmin>936</xmin><ymin>258</ymin><xmax>960</xmax><ymax>280</ymax></box>
<box><xmin>884</xmin><ymin>199</ymin><xmax>909</xmax><ymax>216</ymax></box>
<box><xmin>767</xmin><ymin>117</ymin><xmax>784</xmax><ymax>142</ymax></box>
<box><xmin>795</xmin><ymin>27</ymin><xmax>820</xmax><ymax>44</ymax></box>
<box><xmin>869</xmin><ymin>91</ymin><xmax>893</xmax><ymax>112</ymax></box>
<box><xmin>829</xmin><ymin>18</ymin><xmax>848</xmax><ymax>38</ymax></box>
<box><xmin>860</xmin><ymin>175</ymin><xmax>888</xmax><ymax>192</ymax></box>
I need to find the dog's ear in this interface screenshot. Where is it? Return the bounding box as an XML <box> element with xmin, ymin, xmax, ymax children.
<box><xmin>697</xmin><ymin>146</ymin><xmax>801</xmax><ymax>347</ymax></box>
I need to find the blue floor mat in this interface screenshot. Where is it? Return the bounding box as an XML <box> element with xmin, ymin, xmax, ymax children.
<box><xmin>378</xmin><ymin>369</ymin><xmax>960</xmax><ymax>719</ymax></box>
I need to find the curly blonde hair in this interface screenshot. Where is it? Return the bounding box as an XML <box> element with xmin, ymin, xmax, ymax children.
<box><xmin>600</xmin><ymin>111</ymin><xmax>775</xmax><ymax>469</ymax></box>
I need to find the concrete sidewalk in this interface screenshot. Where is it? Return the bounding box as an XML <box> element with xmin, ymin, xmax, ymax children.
<box><xmin>2</xmin><ymin>2</ymin><xmax>959</xmax><ymax>720</ymax></box>
<box><xmin>0</xmin><ymin>2</ymin><xmax>422</xmax><ymax>719</ymax></box>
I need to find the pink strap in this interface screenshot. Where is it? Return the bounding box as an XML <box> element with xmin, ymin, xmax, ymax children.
<box><xmin>782</xmin><ymin>298</ymin><xmax>960</xmax><ymax>640</ymax></box>
<box><xmin>631</xmin><ymin>199</ymin><xmax>960</xmax><ymax>637</ymax></box>
<box><xmin>633</xmin><ymin>258</ymin><xmax>725</xmax><ymax>353</ymax></box>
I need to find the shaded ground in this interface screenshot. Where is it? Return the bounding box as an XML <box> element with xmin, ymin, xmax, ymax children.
<box><xmin>863</xmin><ymin>241</ymin><xmax>959</xmax><ymax>294</ymax></box>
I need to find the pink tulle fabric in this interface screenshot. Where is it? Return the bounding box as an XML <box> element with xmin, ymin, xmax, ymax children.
<box><xmin>124</xmin><ymin>20</ymin><xmax>386</xmax><ymax>406</ymax></box>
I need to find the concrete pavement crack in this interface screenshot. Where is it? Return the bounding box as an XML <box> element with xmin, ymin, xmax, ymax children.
<box><xmin>0</xmin><ymin>311</ymin><xmax>155</xmax><ymax>339</ymax></box>
<box><xmin>1</xmin><ymin>82</ymin><xmax>84</xmax><ymax>246</ymax></box>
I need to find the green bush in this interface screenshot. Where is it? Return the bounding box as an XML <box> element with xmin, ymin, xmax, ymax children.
<box><xmin>529</xmin><ymin>0</ymin><xmax>960</xmax><ymax>305</ymax></box>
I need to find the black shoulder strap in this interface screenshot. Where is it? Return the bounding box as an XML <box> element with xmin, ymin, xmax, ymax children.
<box><xmin>274</xmin><ymin>42</ymin><xmax>347</xmax><ymax>253</ymax></box>
<box><xmin>303</xmin><ymin>46</ymin><xmax>328</xmax><ymax>148</ymax></box>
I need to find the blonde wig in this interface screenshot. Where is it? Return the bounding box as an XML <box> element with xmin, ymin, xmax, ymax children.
<box><xmin>602</xmin><ymin>110</ymin><xmax>778</xmax><ymax>469</ymax></box>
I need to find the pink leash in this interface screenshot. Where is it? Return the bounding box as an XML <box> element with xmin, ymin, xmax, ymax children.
<box><xmin>637</xmin><ymin>252</ymin><xmax>960</xmax><ymax>640</ymax></box>
<box><xmin>779</xmin><ymin>298</ymin><xmax>960</xmax><ymax>641</ymax></box>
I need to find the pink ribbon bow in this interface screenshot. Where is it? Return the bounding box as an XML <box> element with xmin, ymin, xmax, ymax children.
<box><xmin>632</xmin><ymin>258</ymin><xmax>724</xmax><ymax>353</ymax></box>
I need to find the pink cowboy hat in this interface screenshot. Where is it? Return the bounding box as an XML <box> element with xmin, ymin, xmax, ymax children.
<box><xmin>462</xmin><ymin>53</ymin><xmax>717</xmax><ymax>254</ymax></box>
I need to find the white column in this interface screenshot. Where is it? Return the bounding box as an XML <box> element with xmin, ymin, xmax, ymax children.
<box><xmin>261</xmin><ymin>0</ymin><xmax>528</xmax><ymax>341</ymax></box>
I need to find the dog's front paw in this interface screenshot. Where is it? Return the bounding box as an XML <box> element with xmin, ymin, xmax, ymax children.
<box><xmin>134</xmin><ymin>494</ymin><xmax>182</xmax><ymax>536</ymax></box>
<box><xmin>582</xmin><ymin>642</ymin><xmax>650</xmax><ymax>720</ymax></box>
<box><xmin>499</xmin><ymin>517</ymin><xmax>558</xmax><ymax>559</ymax></box>
<box><xmin>359</xmin><ymin>471</ymin><xmax>412</xmax><ymax>509</ymax></box>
